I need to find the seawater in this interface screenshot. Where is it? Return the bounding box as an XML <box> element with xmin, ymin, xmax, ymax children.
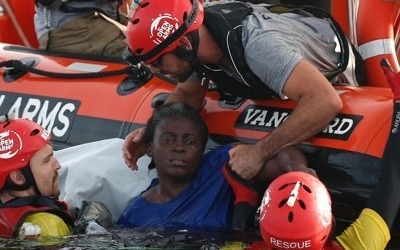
<box><xmin>0</xmin><ymin>228</ymin><xmax>262</xmax><ymax>250</ymax></box>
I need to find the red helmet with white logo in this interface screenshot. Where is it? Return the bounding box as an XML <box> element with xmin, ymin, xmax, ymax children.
<box><xmin>0</xmin><ymin>117</ymin><xmax>50</xmax><ymax>189</ymax></box>
<box><xmin>124</xmin><ymin>0</ymin><xmax>204</xmax><ymax>64</ymax></box>
<box><xmin>259</xmin><ymin>171</ymin><xmax>332</xmax><ymax>250</ymax></box>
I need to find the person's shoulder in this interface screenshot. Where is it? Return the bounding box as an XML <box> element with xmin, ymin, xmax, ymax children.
<box><xmin>202</xmin><ymin>144</ymin><xmax>231</xmax><ymax>165</ymax></box>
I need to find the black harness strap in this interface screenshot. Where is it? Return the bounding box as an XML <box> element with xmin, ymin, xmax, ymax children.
<box><xmin>202</xmin><ymin>2</ymin><xmax>279</xmax><ymax>99</ymax></box>
<box><xmin>1</xmin><ymin>195</ymin><xmax>66</xmax><ymax>209</ymax></box>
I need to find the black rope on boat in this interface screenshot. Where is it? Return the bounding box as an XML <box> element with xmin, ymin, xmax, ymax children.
<box><xmin>0</xmin><ymin>59</ymin><xmax>181</xmax><ymax>85</ymax></box>
<box><xmin>0</xmin><ymin>59</ymin><xmax>141</xmax><ymax>79</ymax></box>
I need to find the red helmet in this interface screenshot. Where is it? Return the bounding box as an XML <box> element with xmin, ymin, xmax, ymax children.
<box><xmin>259</xmin><ymin>171</ymin><xmax>332</xmax><ymax>250</ymax></box>
<box><xmin>0</xmin><ymin>117</ymin><xmax>50</xmax><ymax>189</ymax></box>
<box><xmin>124</xmin><ymin>0</ymin><xmax>204</xmax><ymax>64</ymax></box>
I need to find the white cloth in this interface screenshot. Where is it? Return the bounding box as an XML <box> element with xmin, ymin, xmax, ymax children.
<box><xmin>56</xmin><ymin>138</ymin><xmax>156</xmax><ymax>223</ymax></box>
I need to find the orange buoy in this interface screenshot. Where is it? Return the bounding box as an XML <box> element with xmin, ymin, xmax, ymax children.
<box><xmin>395</xmin><ymin>2</ymin><xmax>400</xmax><ymax>61</ymax></box>
<box><xmin>357</xmin><ymin>0</ymin><xmax>400</xmax><ymax>87</ymax></box>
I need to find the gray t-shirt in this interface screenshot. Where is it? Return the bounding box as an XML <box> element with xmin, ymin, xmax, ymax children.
<box><xmin>202</xmin><ymin>0</ymin><xmax>356</xmax><ymax>98</ymax></box>
<box><xmin>241</xmin><ymin>5</ymin><xmax>342</xmax><ymax>97</ymax></box>
<box><xmin>34</xmin><ymin>0</ymin><xmax>119</xmax><ymax>39</ymax></box>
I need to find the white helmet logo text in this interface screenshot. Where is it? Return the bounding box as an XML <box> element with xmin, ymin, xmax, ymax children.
<box><xmin>150</xmin><ymin>14</ymin><xmax>179</xmax><ymax>45</ymax></box>
<box><xmin>0</xmin><ymin>130</ymin><xmax>22</xmax><ymax>159</ymax></box>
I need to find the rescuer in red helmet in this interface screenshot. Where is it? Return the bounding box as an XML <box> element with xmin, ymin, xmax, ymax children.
<box><xmin>259</xmin><ymin>171</ymin><xmax>333</xmax><ymax>250</ymax></box>
<box><xmin>122</xmin><ymin>0</ymin><xmax>365</xmax><ymax>184</ymax></box>
<box><xmin>0</xmin><ymin>116</ymin><xmax>74</xmax><ymax>239</ymax></box>
<box><xmin>256</xmin><ymin>59</ymin><xmax>400</xmax><ymax>250</ymax></box>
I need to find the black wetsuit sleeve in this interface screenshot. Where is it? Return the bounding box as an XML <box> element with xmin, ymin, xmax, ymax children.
<box><xmin>366</xmin><ymin>102</ymin><xmax>400</xmax><ymax>229</ymax></box>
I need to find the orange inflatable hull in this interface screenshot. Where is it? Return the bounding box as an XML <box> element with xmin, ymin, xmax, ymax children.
<box><xmin>0</xmin><ymin>44</ymin><xmax>392</xmax><ymax>157</ymax></box>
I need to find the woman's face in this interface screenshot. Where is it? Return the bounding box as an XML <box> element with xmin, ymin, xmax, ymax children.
<box><xmin>149</xmin><ymin>117</ymin><xmax>204</xmax><ymax>183</ymax></box>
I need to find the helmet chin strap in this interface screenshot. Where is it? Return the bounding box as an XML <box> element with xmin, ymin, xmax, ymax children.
<box><xmin>21</xmin><ymin>166</ymin><xmax>42</xmax><ymax>196</ymax></box>
<box><xmin>149</xmin><ymin>31</ymin><xmax>201</xmax><ymax>84</ymax></box>
<box><xmin>172</xmin><ymin>30</ymin><xmax>202</xmax><ymax>79</ymax></box>
<box><xmin>4</xmin><ymin>165</ymin><xmax>42</xmax><ymax>196</ymax></box>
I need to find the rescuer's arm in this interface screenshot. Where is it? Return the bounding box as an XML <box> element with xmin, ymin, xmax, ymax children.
<box><xmin>228</xmin><ymin>60</ymin><xmax>342</xmax><ymax>180</ymax></box>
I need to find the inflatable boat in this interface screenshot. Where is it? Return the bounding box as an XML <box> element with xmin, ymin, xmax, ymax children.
<box><xmin>1</xmin><ymin>0</ymin><xmax>400</xmax><ymax>247</ymax></box>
